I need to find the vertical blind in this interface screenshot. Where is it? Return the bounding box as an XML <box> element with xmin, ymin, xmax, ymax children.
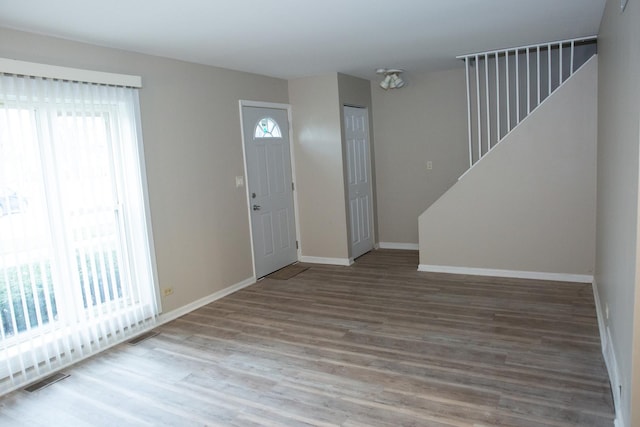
<box><xmin>0</xmin><ymin>71</ymin><xmax>158</xmax><ymax>394</ymax></box>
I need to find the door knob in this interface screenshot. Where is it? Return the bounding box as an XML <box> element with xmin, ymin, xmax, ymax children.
<box><xmin>252</xmin><ymin>205</ymin><xmax>261</xmax><ymax>211</ymax></box>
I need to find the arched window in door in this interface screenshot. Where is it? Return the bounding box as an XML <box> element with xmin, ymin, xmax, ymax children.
<box><xmin>254</xmin><ymin>117</ymin><xmax>282</xmax><ymax>138</ymax></box>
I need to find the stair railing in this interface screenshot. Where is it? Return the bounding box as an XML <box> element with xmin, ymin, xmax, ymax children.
<box><xmin>458</xmin><ymin>36</ymin><xmax>597</xmax><ymax>168</ymax></box>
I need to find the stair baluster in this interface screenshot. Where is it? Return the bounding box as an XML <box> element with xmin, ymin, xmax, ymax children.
<box><xmin>459</xmin><ymin>36</ymin><xmax>597</xmax><ymax>169</ymax></box>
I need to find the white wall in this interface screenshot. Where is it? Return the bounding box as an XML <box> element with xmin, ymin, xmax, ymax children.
<box><xmin>288</xmin><ymin>74</ymin><xmax>350</xmax><ymax>261</ymax></box>
<box><xmin>418</xmin><ymin>56</ymin><xmax>598</xmax><ymax>278</ymax></box>
<box><xmin>595</xmin><ymin>0</ymin><xmax>640</xmax><ymax>425</ymax></box>
<box><xmin>0</xmin><ymin>27</ymin><xmax>290</xmax><ymax>313</ymax></box>
<box><xmin>371</xmin><ymin>68</ymin><xmax>468</xmax><ymax>246</ymax></box>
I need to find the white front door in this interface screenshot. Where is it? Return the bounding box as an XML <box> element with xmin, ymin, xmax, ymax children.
<box><xmin>345</xmin><ymin>106</ymin><xmax>374</xmax><ymax>259</ymax></box>
<box><xmin>242</xmin><ymin>106</ymin><xmax>297</xmax><ymax>278</ymax></box>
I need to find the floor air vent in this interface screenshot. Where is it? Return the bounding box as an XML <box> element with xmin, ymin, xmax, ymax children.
<box><xmin>24</xmin><ymin>372</ymin><xmax>70</xmax><ymax>392</ymax></box>
<box><xmin>127</xmin><ymin>330</ymin><xmax>159</xmax><ymax>345</ymax></box>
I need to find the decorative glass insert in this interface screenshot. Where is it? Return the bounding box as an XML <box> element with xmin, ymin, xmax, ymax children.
<box><xmin>254</xmin><ymin>117</ymin><xmax>282</xmax><ymax>138</ymax></box>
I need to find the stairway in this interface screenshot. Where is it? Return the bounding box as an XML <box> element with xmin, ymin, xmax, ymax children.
<box><xmin>460</xmin><ymin>36</ymin><xmax>597</xmax><ymax>168</ymax></box>
<box><xmin>417</xmin><ymin>53</ymin><xmax>598</xmax><ymax>281</ymax></box>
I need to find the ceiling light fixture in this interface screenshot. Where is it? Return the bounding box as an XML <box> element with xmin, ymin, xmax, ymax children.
<box><xmin>376</xmin><ymin>68</ymin><xmax>406</xmax><ymax>90</ymax></box>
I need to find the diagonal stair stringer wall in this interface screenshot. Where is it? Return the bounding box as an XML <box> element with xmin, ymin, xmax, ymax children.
<box><xmin>418</xmin><ymin>55</ymin><xmax>597</xmax><ymax>281</ymax></box>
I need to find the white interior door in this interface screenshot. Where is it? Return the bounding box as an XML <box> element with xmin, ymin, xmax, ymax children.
<box><xmin>242</xmin><ymin>106</ymin><xmax>297</xmax><ymax>278</ymax></box>
<box><xmin>345</xmin><ymin>106</ymin><xmax>374</xmax><ymax>259</ymax></box>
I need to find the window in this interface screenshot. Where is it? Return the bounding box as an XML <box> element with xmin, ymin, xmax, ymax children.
<box><xmin>254</xmin><ymin>117</ymin><xmax>282</xmax><ymax>138</ymax></box>
<box><xmin>0</xmin><ymin>70</ymin><xmax>158</xmax><ymax>394</ymax></box>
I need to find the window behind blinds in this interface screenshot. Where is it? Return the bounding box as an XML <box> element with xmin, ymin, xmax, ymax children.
<box><xmin>0</xmin><ymin>71</ymin><xmax>158</xmax><ymax>394</ymax></box>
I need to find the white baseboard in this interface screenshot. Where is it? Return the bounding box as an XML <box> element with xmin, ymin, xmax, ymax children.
<box><xmin>592</xmin><ymin>280</ymin><xmax>624</xmax><ymax>427</ymax></box>
<box><xmin>592</xmin><ymin>279</ymin><xmax>608</xmax><ymax>357</ymax></box>
<box><xmin>299</xmin><ymin>256</ymin><xmax>353</xmax><ymax>266</ymax></box>
<box><xmin>158</xmin><ymin>276</ymin><xmax>255</xmax><ymax>324</ymax></box>
<box><xmin>608</xmin><ymin>325</ymin><xmax>624</xmax><ymax>427</ymax></box>
<box><xmin>417</xmin><ymin>264</ymin><xmax>593</xmax><ymax>283</ymax></box>
<box><xmin>378</xmin><ymin>242</ymin><xmax>419</xmax><ymax>250</ymax></box>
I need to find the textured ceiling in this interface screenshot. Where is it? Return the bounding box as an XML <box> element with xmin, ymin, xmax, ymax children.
<box><xmin>0</xmin><ymin>0</ymin><xmax>606</xmax><ymax>80</ymax></box>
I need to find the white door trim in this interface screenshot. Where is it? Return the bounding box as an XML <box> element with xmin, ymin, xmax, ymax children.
<box><xmin>239</xmin><ymin>100</ymin><xmax>301</xmax><ymax>279</ymax></box>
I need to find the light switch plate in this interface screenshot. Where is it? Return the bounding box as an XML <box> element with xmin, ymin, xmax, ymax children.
<box><xmin>235</xmin><ymin>176</ymin><xmax>244</xmax><ymax>187</ymax></box>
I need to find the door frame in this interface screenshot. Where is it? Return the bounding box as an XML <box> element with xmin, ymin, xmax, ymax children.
<box><xmin>343</xmin><ymin>104</ymin><xmax>377</xmax><ymax>260</ymax></box>
<box><xmin>239</xmin><ymin>100</ymin><xmax>301</xmax><ymax>280</ymax></box>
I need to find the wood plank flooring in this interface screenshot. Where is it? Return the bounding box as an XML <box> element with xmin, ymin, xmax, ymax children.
<box><xmin>0</xmin><ymin>249</ymin><xmax>614</xmax><ymax>426</ymax></box>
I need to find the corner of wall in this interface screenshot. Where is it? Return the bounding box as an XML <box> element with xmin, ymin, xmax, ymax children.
<box><xmin>595</xmin><ymin>1</ymin><xmax>640</xmax><ymax>425</ymax></box>
<box><xmin>288</xmin><ymin>74</ymin><xmax>350</xmax><ymax>260</ymax></box>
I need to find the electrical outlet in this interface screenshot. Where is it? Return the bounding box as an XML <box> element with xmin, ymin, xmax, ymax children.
<box><xmin>426</xmin><ymin>161</ymin><xmax>433</xmax><ymax>170</ymax></box>
<box><xmin>162</xmin><ymin>287</ymin><xmax>174</xmax><ymax>297</ymax></box>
